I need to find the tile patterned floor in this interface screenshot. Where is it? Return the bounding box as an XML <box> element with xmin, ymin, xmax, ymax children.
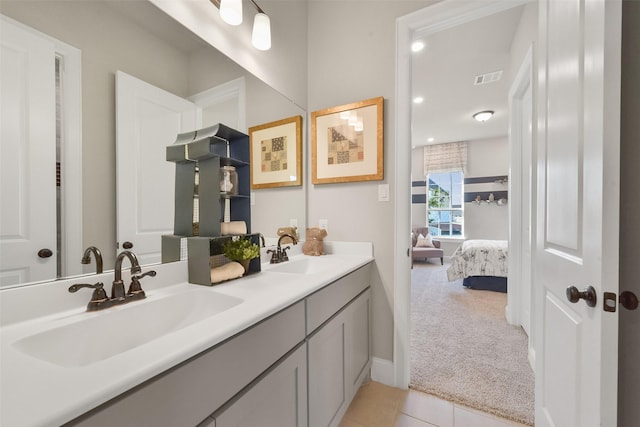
<box><xmin>340</xmin><ymin>381</ymin><xmax>529</xmax><ymax>427</ymax></box>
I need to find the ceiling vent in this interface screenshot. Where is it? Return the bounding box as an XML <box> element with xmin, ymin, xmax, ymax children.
<box><xmin>474</xmin><ymin>70</ymin><xmax>503</xmax><ymax>85</ymax></box>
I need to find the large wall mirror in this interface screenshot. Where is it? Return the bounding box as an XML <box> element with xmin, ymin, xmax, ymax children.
<box><xmin>0</xmin><ymin>0</ymin><xmax>306</xmax><ymax>289</ymax></box>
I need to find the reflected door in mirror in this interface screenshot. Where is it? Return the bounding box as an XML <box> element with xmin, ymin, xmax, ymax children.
<box><xmin>1</xmin><ymin>18</ymin><xmax>57</xmax><ymax>286</ymax></box>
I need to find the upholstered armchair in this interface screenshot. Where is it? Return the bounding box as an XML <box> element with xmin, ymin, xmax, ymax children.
<box><xmin>411</xmin><ymin>227</ymin><xmax>444</xmax><ymax>267</ymax></box>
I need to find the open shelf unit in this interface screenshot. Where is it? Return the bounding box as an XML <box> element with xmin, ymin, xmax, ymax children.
<box><xmin>163</xmin><ymin>123</ymin><xmax>260</xmax><ymax>285</ymax></box>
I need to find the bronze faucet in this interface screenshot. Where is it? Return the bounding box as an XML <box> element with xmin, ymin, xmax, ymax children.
<box><xmin>69</xmin><ymin>250</ymin><xmax>155</xmax><ymax>311</ymax></box>
<box><xmin>112</xmin><ymin>250</ymin><xmax>142</xmax><ymax>299</ymax></box>
<box><xmin>81</xmin><ymin>246</ymin><xmax>103</xmax><ymax>274</ymax></box>
<box><xmin>268</xmin><ymin>234</ymin><xmax>298</xmax><ymax>264</ymax></box>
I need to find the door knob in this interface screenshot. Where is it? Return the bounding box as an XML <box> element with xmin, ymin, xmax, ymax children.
<box><xmin>619</xmin><ymin>291</ymin><xmax>639</xmax><ymax>311</ymax></box>
<box><xmin>566</xmin><ymin>285</ymin><xmax>597</xmax><ymax>307</ymax></box>
<box><xmin>122</xmin><ymin>241</ymin><xmax>134</xmax><ymax>249</ymax></box>
<box><xmin>37</xmin><ymin>248</ymin><xmax>53</xmax><ymax>258</ymax></box>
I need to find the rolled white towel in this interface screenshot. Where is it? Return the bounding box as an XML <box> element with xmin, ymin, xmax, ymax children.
<box><xmin>210</xmin><ymin>261</ymin><xmax>245</xmax><ymax>284</ymax></box>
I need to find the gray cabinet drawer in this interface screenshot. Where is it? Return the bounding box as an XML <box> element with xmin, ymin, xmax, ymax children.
<box><xmin>67</xmin><ymin>301</ymin><xmax>305</xmax><ymax>427</ymax></box>
<box><xmin>306</xmin><ymin>263</ymin><xmax>371</xmax><ymax>334</ymax></box>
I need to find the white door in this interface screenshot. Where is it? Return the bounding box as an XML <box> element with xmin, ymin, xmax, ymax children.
<box><xmin>0</xmin><ymin>17</ymin><xmax>57</xmax><ymax>286</ymax></box>
<box><xmin>116</xmin><ymin>71</ymin><xmax>198</xmax><ymax>265</ymax></box>
<box><xmin>535</xmin><ymin>0</ymin><xmax>621</xmax><ymax>426</ymax></box>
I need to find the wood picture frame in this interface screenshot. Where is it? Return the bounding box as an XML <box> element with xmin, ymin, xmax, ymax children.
<box><xmin>311</xmin><ymin>96</ymin><xmax>384</xmax><ymax>184</ymax></box>
<box><xmin>249</xmin><ymin>115</ymin><xmax>303</xmax><ymax>189</ymax></box>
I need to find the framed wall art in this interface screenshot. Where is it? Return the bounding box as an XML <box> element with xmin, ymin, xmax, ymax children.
<box><xmin>249</xmin><ymin>115</ymin><xmax>302</xmax><ymax>189</ymax></box>
<box><xmin>311</xmin><ymin>96</ymin><xmax>384</xmax><ymax>184</ymax></box>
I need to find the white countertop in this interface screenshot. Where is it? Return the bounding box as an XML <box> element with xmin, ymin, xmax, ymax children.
<box><xmin>0</xmin><ymin>242</ymin><xmax>373</xmax><ymax>427</ymax></box>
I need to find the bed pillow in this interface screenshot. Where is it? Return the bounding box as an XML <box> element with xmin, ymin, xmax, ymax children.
<box><xmin>416</xmin><ymin>234</ymin><xmax>434</xmax><ymax>248</ymax></box>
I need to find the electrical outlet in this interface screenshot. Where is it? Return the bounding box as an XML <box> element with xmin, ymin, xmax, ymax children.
<box><xmin>319</xmin><ymin>219</ymin><xmax>328</xmax><ymax>232</ymax></box>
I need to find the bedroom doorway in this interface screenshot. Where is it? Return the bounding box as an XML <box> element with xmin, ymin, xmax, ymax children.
<box><xmin>401</xmin><ymin>1</ymin><xmax>537</xmax><ymax>425</ymax></box>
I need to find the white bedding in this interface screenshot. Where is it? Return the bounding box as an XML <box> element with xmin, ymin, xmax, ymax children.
<box><xmin>446</xmin><ymin>239</ymin><xmax>508</xmax><ymax>281</ymax></box>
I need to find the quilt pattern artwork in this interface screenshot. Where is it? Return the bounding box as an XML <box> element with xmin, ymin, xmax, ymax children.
<box><xmin>327</xmin><ymin>124</ymin><xmax>364</xmax><ymax>165</ymax></box>
<box><xmin>261</xmin><ymin>136</ymin><xmax>288</xmax><ymax>172</ymax></box>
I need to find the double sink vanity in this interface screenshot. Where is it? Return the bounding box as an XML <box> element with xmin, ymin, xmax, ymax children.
<box><xmin>0</xmin><ymin>242</ymin><xmax>373</xmax><ymax>427</ymax></box>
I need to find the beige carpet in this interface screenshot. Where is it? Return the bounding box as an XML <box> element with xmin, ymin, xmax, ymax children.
<box><xmin>410</xmin><ymin>262</ymin><xmax>535</xmax><ymax>426</ymax></box>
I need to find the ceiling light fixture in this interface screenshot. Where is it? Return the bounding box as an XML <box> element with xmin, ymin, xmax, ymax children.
<box><xmin>411</xmin><ymin>41</ymin><xmax>425</xmax><ymax>52</ymax></box>
<box><xmin>473</xmin><ymin>110</ymin><xmax>494</xmax><ymax>122</ymax></box>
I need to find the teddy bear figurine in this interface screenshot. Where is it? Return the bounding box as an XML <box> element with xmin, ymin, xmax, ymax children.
<box><xmin>302</xmin><ymin>227</ymin><xmax>328</xmax><ymax>256</ymax></box>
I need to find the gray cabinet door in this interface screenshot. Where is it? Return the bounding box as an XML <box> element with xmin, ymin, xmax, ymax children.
<box><xmin>307</xmin><ymin>309</ymin><xmax>347</xmax><ymax>427</ymax></box>
<box><xmin>345</xmin><ymin>288</ymin><xmax>371</xmax><ymax>400</ymax></box>
<box><xmin>215</xmin><ymin>345</ymin><xmax>307</xmax><ymax>427</ymax></box>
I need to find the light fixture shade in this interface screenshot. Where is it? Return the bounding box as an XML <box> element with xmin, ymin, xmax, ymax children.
<box><xmin>220</xmin><ymin>0</ymin><xmax>243</xmax><ymax>26</ymax></box>
<box><xmin>473</xmin><ymin>110</ymin><xmax>494</xmax><ymax>122</ymax></box>
<box><xmin>252</xmin><ymin>13</ymin><xmax>271</xmax><ymax>50</ymax></box>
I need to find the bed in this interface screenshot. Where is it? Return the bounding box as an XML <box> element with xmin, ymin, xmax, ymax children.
<box><xmin>446</xmin><ymin>239</ymin><xmax>508</xmax><ymax>292</ymax></box>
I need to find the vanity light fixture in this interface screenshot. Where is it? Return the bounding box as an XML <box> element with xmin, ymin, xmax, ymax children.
<box><xmin>214</xmin><ymin>0</ymin><xmax>272</xmax><ymax>50</ymax></box>
<box><xmin>473</xmin><ymin>110</ymin><xmax>494</xmax><ymax>122</ymax></box>
<box><xmin>219</xmin><ymin>0</ymin><xmax>243</xmax><ymax>26</ymax></box>
<box><xmin>250</xmin><ymin>0</ymin><xmax>271</xmax><ymax>51</ymax></box>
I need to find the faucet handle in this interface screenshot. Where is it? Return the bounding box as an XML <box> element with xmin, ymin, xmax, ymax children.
<box><xmin>69</xmin><ymin>282</ymin><xmax>106</xmax><ymax>298</ymax></box>
<box><xmin>281</xmin><ymin>246</ymin><xmax>291</xmax><ymax>261</ymax></box>
<box><xmin>68</xmin><ymin>282</ymin><xmax>109</xmax><ymax>311</ymax></box>
<box><xmin>128</xmin><ymin>270</ymin><xmax>156</xmax><ymax>297</ymax></box>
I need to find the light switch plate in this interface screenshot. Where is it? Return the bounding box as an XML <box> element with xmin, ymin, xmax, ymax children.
<box><xmin>378</xmin><ymin>184</ymin><xmax>390</xmax><ymax>202</ymax></box>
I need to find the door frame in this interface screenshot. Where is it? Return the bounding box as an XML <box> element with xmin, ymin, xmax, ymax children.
<box><xmin>394</xmin><ymin>0</ymin><xmax>529</xmax><ymax>388</ymax></box>
<box><xmin>507</xmin><ymin>45</ymin><xmax>535</xmax><ymax>365</ymax></box>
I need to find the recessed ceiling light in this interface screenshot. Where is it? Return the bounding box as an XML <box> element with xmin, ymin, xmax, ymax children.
<box><xmin>473</xmin><ymin>110</ymin><xmax>494</xmax><ymax>122</ymax></box>
<box><xmin>411</xmin><ymin>41</ymin><xmax>425</xmax><ymax>52</ymax></box>
<box><xmin>413</xmin><ymin>96</ymin><xmax>424</xmax><ymax>104</ymax></box>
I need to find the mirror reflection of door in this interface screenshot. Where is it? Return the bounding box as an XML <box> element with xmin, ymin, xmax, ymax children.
<box><xmin>0</xmin><ymin>16</ymin><xmax>82</xmax><ymax>286</ymax></box>
<box><xmin>116</xmin><ymin>72</ymin><xmax>245</xmax><ymax>265</ymax></box>
<box><xmin>116</xmin><ymin>71</ymin><xmax>199</xmax><ymax>266</ymax></box>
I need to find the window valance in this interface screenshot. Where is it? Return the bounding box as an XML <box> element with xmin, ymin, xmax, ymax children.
<box><xmin>423</xmin><ymin>141</ymin><xmax>468</xmax><ymax>175</ymax></box>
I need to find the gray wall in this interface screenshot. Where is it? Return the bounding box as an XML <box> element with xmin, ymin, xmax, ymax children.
<box><xmin>307</xmin><ymin>1</ymin><xmax>434</xmax><ymax>361</ymax></box>
<box><xmin>618</xmin><ymin>1</ymin><xmax>640</xmax><ymax>425</ymax></box>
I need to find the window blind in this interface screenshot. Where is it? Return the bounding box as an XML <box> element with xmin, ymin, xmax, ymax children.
<box><xmin>423</xmin><ymin>141</ymin><xmax>468</xmax><ymax>174</ymax></box>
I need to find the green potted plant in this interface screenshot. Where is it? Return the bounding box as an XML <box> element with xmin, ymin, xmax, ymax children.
<box><xmin>223</xmin><ymin>237</ymin><xmax>260</xmax><ymax>273</ymax></box>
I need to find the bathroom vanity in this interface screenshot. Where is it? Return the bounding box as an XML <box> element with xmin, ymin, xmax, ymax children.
<box><xmin>0</xmin><ymin>243</ymin><xmax>373</xmax><ymax>427</ymax></box>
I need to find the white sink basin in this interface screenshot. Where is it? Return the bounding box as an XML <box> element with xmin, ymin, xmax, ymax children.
<box><xmin>266</xmin><ymin>256</ymin><xmax>336</xmax><ymax>275</ymax></box>
<box><xmin>13</xmin><ymin>289</ymin><xmax>242</xmax><ymax>367</ymax></box>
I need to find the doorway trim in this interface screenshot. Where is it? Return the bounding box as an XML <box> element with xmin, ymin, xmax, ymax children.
<box><xmin>55</xmin><ymin>40</ymin><xmax>82</xmax><ymax>278</ymax></box>
<box><xmin>394</xmin><ymin>0</ymin><xmax>529</xmax><ymax>388</ymax></box>
<box><xmin>507</xmin><ymin>45</ymin><xmax>536</xmax><ymax>366</ymax></box>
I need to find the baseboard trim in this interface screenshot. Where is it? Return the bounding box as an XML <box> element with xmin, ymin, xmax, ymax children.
<box><xmin>370</xmin><ymin>357</ymin><xmax>395</xmax><ymax>386</ymax></box>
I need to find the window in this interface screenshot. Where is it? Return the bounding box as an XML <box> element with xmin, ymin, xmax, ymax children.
<box><xmin>427</xmin><ymin>171</ymin><xmax>463</xmax><ymax>237</ymax></box>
